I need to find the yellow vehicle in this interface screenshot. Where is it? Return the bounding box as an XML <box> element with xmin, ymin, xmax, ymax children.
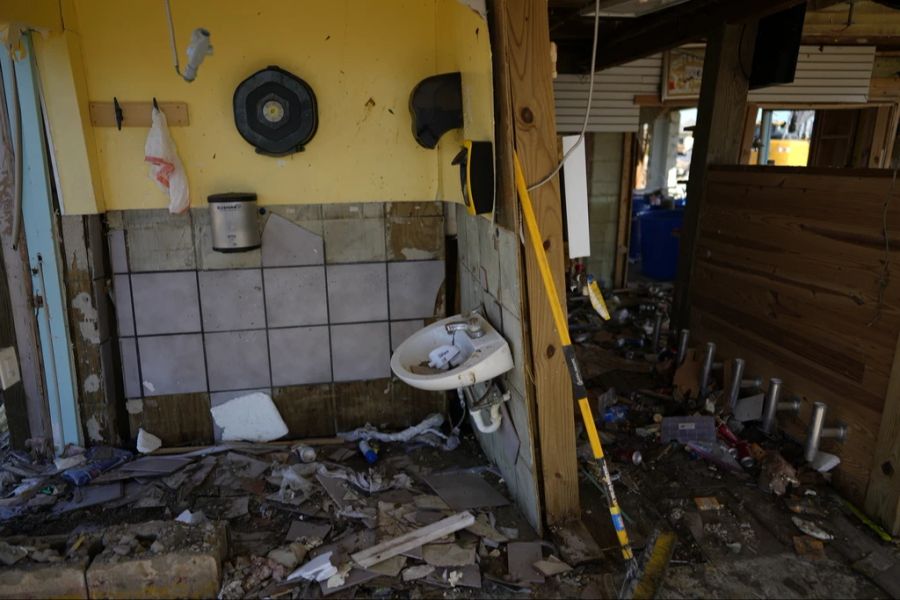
<box><xmin>749</xmin><ymin>139</ymin><xmax>810</xmax><ymax>166</ymax></box>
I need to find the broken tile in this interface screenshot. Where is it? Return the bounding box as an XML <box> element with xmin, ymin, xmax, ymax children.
<box><xmin>264</xmin><ymin>267</ymin><xmax>328</xmax><ymax>327</ymax></box>
<box><xmin>534</xmin><ymin>555</ymin><xmax>572</xmax><ymax>577</ymax></box>
<box><xmin>56</xmin><ymin>482</ymin><xmax>124</xmax><ymax>513</ymax></box>
<box><xmin>323</xmin><ymin>217</ymin><xmax>386</xmax><ymax>264</ymax></box>
<box><xmin>262</xmin><ymin>213</ymin><xmax>324</xmax><ymax>267</ymax></box>
<box><xmin>320</xmin><ymin>567</ymin><xmax>379</xmax><ymax>596</ymax></box>
<box><xmin>286</xmin><ymin>520</ymin><xmax>332</xmax><ymax>543</ymax></box>
<box><xmin>119</xmin><ymin>456</ymin><xmax>193</xmax><ymax>475</ymax></box>
<box><xmin>195</xmin><ymin>495</ymin><xmax>249</xmax><ymax>520</ymax></box>
<box><xmin>425</xmin><ymin>471</ymin><xmax>509</xmax><ymax>510</ymax></box>
<box><xmin>368</xmin><ymin>555</ymin><xmax>407</xmax><ymax>577</ymax></box>
<box><xmin>425</xmin><ymin>564</ymin><xmax>482</xmax><ymax>589</ymax></box>
<box><xmin>402</xmin><ymin>564</ymin><xmax>435</xmax><ymax>582</ymax></box>
<box><xmin>422</xmin><ymin>543</ymin><xmax>476</xmax><ymax>567</ymax></box>
<box><xmin>507</xmin><ymin>541</ymin><xmax>545</xmax><ymax>584</ymax></box>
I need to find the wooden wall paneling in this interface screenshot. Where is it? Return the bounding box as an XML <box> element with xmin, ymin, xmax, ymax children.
<box><xmin>495</xmin><ymin>0</ymin><xmax>581</xmax><ymax>524</ymax></box>
<box><xmin>690</xmin><ymin>165</ymin><xmax>900</xmax><ymax>516</ymax></box>
<box><xmin>674</xmin><ymin>22</ymin><xmax>756</xmax><ymax>326</ymax></box>
<box><xmin>867</xmin><ymin>329</ymin><xmax>900</xmax><ymax>535</ymax></box>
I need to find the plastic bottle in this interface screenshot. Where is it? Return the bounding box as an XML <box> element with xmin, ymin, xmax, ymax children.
<box><xmin>358</xmin><ymin>440</ymin><xmax>378</xmax><ymax>464</ymax></box>
<box><xmin>293</xmin><ymin>445</ymin><xmax>316</xmax><ymax>463</ymax></box>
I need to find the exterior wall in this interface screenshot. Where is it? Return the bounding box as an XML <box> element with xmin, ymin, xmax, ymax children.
<box><xmin>586</xmin><ymin>133</ymin><xmax>624</xmax><ymax>285</ymax></box>
<box><xmin>456</xmin><ymin>205</ymin><xmax>542</xmax><ymax>532</ymax></box>
<box><xmin>106</xmin><ymin>201</ymin><xmax>446</xmax><ymax>446</ymax></box>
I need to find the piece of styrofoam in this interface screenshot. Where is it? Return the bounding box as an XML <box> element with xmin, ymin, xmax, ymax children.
<box><xmin>210</xmin><ymin>392</ymin><xmax>288</xmax><ymax>442</ymax></box>
<box><xmin>562</xmin><ymin>135</ymin><xmax>591</xmax><ymax>259</ymax></box>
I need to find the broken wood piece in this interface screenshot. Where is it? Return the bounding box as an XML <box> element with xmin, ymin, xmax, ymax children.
<box><xmin>507</xmin><ymin>541</ymin><xmax>545</xmax><ymax>584</ymax></box>
<box><xmin>533</xmin><ymin>555</ymin><xmax>572</xmax><ymax>577</ymax></box>
<box><xmin>350</xmin><ymin>511</ymin><xmax>475</xmax><ymax>569</ymax></box>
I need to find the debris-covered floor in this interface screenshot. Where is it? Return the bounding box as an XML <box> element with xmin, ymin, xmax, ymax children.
<box><xmin>0</xmin><ymin>283</ymin><xmax>898</xmax><ymax>599</ymax></box>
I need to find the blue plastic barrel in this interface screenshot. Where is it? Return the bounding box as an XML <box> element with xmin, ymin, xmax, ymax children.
<box><xmin>640</xmin><ymin>209</ymin><xmax>684</xmax><ymax>281</ymax></box>
<box><xmin>629</xmin><ymin>195</ymin><xmax>651</xmax><ymax>260</ymax></box>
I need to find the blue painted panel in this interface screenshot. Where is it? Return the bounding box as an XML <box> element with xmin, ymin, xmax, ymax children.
<box><xmin>1</xmin><ymin>36</ymin><xmax>82</xmax><ymax>450</ymax></box>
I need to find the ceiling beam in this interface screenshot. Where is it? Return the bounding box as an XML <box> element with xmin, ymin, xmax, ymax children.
<box><xmin>554</xmin><ymin>0</ymin><xmax>835</xmax><ymax>73</ymax></box>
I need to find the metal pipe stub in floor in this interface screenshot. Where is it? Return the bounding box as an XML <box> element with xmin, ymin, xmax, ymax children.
<box><xmin>726</xmin><ymin>358</ymin><xmax>745</xmax><ymax>411</ymax></box>
<box><xmin>699</xmin><ymin>342</ymin><xmax>716</xmax><ymax>398</ymax></box>
<box><xmin>803</xmin><ymin>401</ymin><xmax>848</xmax><ymax>463</ymax></box>
<box><xmin>676</xmin><ymin>329</ymin><xmax>690</xmax><ymax>365</ymax></box>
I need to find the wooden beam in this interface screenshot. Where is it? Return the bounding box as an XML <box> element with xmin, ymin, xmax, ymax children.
<box><xmin>495</xmin><ymin>0</ymin><xmax>581</xmax><ymax>525</ymax></box>
<box><xmin>555</xmin><ymin>0</ymin><xmax>804</xmax><ymax>73</ymax></box>
<box><xmin>613</xmin><ymin>133</ymin><xmax>635</xmax><ymax>287</ymax></box>
<box><xmin>674</xmin><ymin>22</ymin><xmax>756</xmax><ymax>326</ymax></box>
<box><xmin>633</xmin><ymin>94</ymin><xmax>697</xmax><ymax>108</ymax></box>
<box><xmin>487</xmin><ymin>0</ymin><xmax>517</xmax><ymax>231</ymax></box>
<box><xmin>866</xmin><ymin>330</ymin><xmax>900</xmax><ymax>535</ymax></box>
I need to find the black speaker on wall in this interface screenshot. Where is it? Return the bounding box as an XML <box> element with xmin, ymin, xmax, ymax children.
<box><xmin>749</xmin><ymin>3</ymin><xmax>807</xmax><ymax>90</ymax></box>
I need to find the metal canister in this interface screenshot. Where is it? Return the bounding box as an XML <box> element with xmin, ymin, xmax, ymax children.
<box><xmin>208</xmin><ymin>192</ymin><xmax>261</xmax><ymax>252</ymax></box>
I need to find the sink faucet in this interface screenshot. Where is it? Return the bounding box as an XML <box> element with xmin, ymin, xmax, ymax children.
<box><xmin>445</xmin><ymin>316</ymin><xmax>484</xmax><ymax>338</ymax></box>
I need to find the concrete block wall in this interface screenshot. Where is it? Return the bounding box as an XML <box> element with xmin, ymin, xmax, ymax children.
<box><xmin>586</xmin><ymin>133</ymin><xmax>625</xmax><ymax>285</ymax></box>
<box><xmin>455</xmin><ymin>204</ymin><xmax>542</xmax><ymax>532</ymax></box>
<box><xmin>105</xmin><ymin>202</ymin><xmax>447</xmax><ymax>446</ymax></box>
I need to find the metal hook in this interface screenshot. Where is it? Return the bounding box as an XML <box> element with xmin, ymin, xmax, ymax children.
<box><xmin>113</xmin><ymin>97</ymin><xmax>123</xmax><ymax>130</ymax></box>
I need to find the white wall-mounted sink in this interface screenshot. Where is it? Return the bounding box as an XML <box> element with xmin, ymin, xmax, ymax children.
<box><xmin>390</xmin><ymin>313</ymin><xmax>514</xmax><ymax>391</ymax></box>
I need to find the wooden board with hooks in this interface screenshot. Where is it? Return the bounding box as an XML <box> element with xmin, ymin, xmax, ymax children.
<box><xmin>89</xmin><ymin>101</ymin><xmax>189</xmax><ymax>128</ymax></box>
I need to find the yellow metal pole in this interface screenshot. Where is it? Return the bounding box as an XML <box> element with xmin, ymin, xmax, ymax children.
<box><xmin>513</xmin><ymin>151</ymin><xmax>634</xmax><ymax>562</ymax></box>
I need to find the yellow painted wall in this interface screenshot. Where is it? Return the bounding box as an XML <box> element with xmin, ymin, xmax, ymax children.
<box><xmin>29</xmin><ymin>0</ymin><xmax>493</xmax><ymax>212</ymax></box>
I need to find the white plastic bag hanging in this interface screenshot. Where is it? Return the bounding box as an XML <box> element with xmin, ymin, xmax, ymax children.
<box><xmin>144</xmin><ymin>107</ymin><xmax>189</xmax><ymax>214</ymax></box>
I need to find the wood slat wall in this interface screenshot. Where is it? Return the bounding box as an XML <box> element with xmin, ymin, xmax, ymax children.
<box><xmin>747</xmin><ymin>46</ymin><xmax>875</xmax><ymax>104</ymax></box>
<box><xmin>690</xmin><ymin>165</ymin><xmax>900</xmax><ymax>506</ymax></box>
<box><xmin>554</xmin><ymin>55</ymin><xmax>662</xmax><ymax>133</ymax></box>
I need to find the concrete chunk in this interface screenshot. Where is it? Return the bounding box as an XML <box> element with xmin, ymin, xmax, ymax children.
<box><xmin>86</xmin><ymin>521</ymin><xmax>225</xmax><ymax>599</ymax></box>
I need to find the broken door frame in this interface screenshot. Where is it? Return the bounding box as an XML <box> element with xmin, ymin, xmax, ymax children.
<box><xmin>1</xmin><ymin>34</ymin><xmax>82</xmax><ymax>451</ymax></box>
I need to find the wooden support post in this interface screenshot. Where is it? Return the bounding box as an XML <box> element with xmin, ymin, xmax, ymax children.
<box><xmin>613</xmin><ymin>133</ymin><xmax>635</xmax><ymax>288</ymax></box>
<box><xmin>866</xmin><ymin>332</ymin><xmax>900</xmax><ymax>535</ymax></box>
<box><xmin>493</xmin><ymin>0</ymin><xmax>580</xmax><ymax>524</ymax></box>
<box><xmin>674</xmin><ymin>22</ymin><xmax>756</xmax><ymax>326</ymax></box>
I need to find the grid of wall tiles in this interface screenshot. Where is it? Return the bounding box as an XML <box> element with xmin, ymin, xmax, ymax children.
<box><xmin>109</xmin><ymin>203</ymin><xmax>446</xmax><ymax>408</ymax></box>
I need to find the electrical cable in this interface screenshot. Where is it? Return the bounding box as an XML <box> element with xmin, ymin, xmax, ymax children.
<box><xmin>526</xmin><ymin>0</ymin><xmax>601</xmax><ymax>192</ymax></box>
<box><xmin>164</xmin><ymin>0</ymin><xmax>183</xmax><ymax>78</ymax></box>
